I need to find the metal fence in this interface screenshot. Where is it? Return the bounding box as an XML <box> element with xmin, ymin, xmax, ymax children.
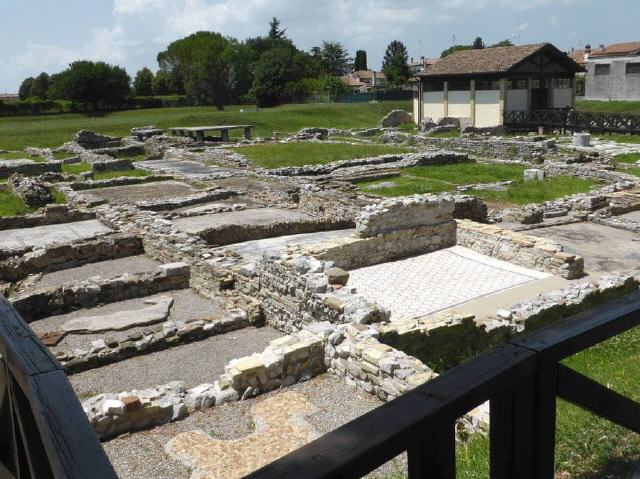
<box><xmin>505</xmin><ymin>109</ymin><xmax>640</xmax><ymax>134</ymax></box>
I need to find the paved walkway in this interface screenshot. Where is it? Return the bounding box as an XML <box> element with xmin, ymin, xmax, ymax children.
<box><xmin>138</xmin><ymin>159</ymin><xmax>237</xmax><ymax>179</ymax></box>
<box><xmin>172</xmin><ymin>208</ymin><xmax>313</xmax><ymax>235</ymax></box>
<box><xmin>227</xmin><ymin>229</ymin><xmax>354</xmax><ymax>261</ymax></box>
<box><xmin>88</xmin><ymin>181</ymin><xmax>199</xmax><ymax>205</ymax></box>
<box><xmin>348</xmin><ymin>246</ymin><xmax>549</xmax><ymax>321</ymax></box>
<box><xmin>0</xmin><ymin>220</ymin><xmax>112</xmax><ymax>254</ymax></box>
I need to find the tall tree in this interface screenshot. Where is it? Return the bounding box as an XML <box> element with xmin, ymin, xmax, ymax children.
<box><xmin>440</xmin><ymin>45</ymin><xmax>473</xmax><ymax>58</ymax></box>
<box><xmin>152</xmin><ymin>70</ymin><xmax>172</xmax><ymax>95</ymax></box>
<box><xmin>382</xmin><ymin>40</ymin><xmax>410</xmax><ymax>89</ymax></box>
<box><xmin>18</xmin><ymin>77</ymin><xmax>34</xmax><ymax>100</ymax></box>
<box><xmin>133</xmin><ymin>67</ymin><xmax>154</xmax><ymax>96</ymax></box>
<box><xmin>48</xmin><ymin>61</ymin><xmax>130</xmax><ymax>110</ymax></box>
<box><xmin>353</xmin><ymin>50</ymin><xmax>368</xmax><ymax>71</ymax></box>
<box><xmin>30</xmin><ymin>72</ymin><xmax>50</xmax><ymax>99</ymax></box>
<box><xmin>251</xmin><ymin>47</ymin><xmax>299</xmax><ymax>107</ymax></box>
<box><xmin>319</xmin><ymin>41</ymin><xmax>351</xmax><ymax>76</ymax></box>
<box><xmin>268</xmin><ymin>17</ymin><xmax>286</xmax><ymax>40</ymax></box>
<box><xmin>490</xmin><ymin>39</ymin><xmax>514</xmax><ymax>48</ymax></box>
<box><xmin>473</xmin><ymin>37</ymin><xmax>485</xmax><ymax>49</ymax></box>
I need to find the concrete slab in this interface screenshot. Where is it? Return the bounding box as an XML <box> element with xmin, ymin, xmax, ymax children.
<box><xmin>138</xmin><ymin>159</ymin><xmax>237</xmax><ymax>179</ymax></box>
<box><xmin>527</xmin><ymin>222</ymin><xmax>640</xmax><ymax>276</ymax></box>
<box><xmin>172</xmin><ymin>208</ymin><xmax>314</xmax><ymax>235</ymax></box>
<box><xmin>88</xmin><ymin>180</ymin><xmax>199</xmax><ymax>205</ymax></box>
<box><xmin>226</xmin><ymin>229</ymin><xmax>355</xmax><ymax>261</ymax></box>
<box><xmin>0</xmin><ymin>220</ymin><xmax>112</xmax><ymax>255</ymax></box>
<box><xmin>348</xmin><ymin>246</ymin><xmax>549</xmax><ymax>321</ymax></box>
<box><xmin>62</xmin><ymin>296</ymin><xmax>174</xmax><ymax>333</ymax></box>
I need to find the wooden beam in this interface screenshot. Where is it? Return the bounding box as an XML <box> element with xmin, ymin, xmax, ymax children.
<box><xmin>470</xmin><ymin>79</ymin><xmax>476</xmax><ymax>127</ymax></box>
<box><xmin>557</xmin><ymin>364</ymin><xmax>640</xmax><ymax>434</ymax></box>
<box><xmin>443</xmin><ymin>81</ymin><xmax>449</xmax><ymax>118</ymax></box>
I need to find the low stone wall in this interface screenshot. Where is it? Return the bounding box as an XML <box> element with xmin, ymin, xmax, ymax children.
<box><xmin>259</xmin><ymin>150</ymin><xmax>468</xmax><ymax>177</ymax></box>
<box><xmin>11</xmin><ymin>263</ymin><xmax>190</xmax><ymax>322</ymax></box>
<box><xmin>456</xmin><ymin>220</ymin><xmax>584</xmax><ymax>279</ymax></box>
<box><xmin>0</xmin><ymin>160</ymin><xmax>62</xmax><ymax>179</ymax></box>
<box><xmin>417</xmin><ymin>135</ymin><xmax>556</xmax><ymax>162</ymax></box>
<box><xmin>544</xmin><ymin>162</ymin><xmax>638</xmax><ymax>184</ymax></box>
<box><xmin>91</xmin><ymin>158</ymin><xmax>134</xmax><ymax>173</ymax></box>
<box><xmin>82</xmin><ymin>329</ymin><xmax>326</xmax><ymax>439</ymax></box>
<box><xmin>196</xmin><ymin>217</ymin><xmax>353</xmax><ymax>246</ymax></box>
<box><xmin>59</xmin><ymin>310</ymin><xmax>249</xmax><ymax>374</ymax></box>
<box><xmin>64</xmin><ymin>175</ymin><xmax>173</xmax><ymax>191</ymax></box>
<box><xmin>136</xmin><ymin>188</ymin><xmax>240</xmax><ymax>211</ymax></box>
<box><xmin>0</xmin><ymin>205</ymin><xmax>95</xmax><ymax>232</ymax></box>
<box><xmin>7</xmin><ymin>174</ymin><xmax>53</xmax><ymax>208</ymax></box>
<box><xmin>298</xmin><ymin>182</ymin><xmax>370</xmax><ymax>221</ymax></box>
<box><xmin>0</xmin><ymin>234</ymin><xmax>143</xmax><ymax>283</ymax></box>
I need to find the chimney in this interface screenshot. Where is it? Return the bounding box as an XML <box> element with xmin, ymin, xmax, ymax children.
<box><xmin>584</xmin><ymin>44</ymin><xmax>591</xmax><ymax>60</ymax></box>
<box><xmin>411</xmin><ymin>57</ymin><xmax>414</xmax><ymax>63</ymax></box>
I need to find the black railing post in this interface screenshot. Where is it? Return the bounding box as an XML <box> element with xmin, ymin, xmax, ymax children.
<box><xmin>407</xmin><ymin>420</ymin><xmax>456</xmax><ymax>479</ymax></box>
<box><xmin>531</xmin><ymin>358</ymin><xmax>558</xmax><ymax>479</ymax></box>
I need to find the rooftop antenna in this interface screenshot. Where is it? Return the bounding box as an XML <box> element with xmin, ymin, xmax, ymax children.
<box><xmin>512</xmin><ymin>32</ymin><xmax>520</xmax><ymax>44</ymax></box>
<box><xmin>452</xmin><ymin>34</ymin><xmax>456</xmax><ymax>46</ymax></box>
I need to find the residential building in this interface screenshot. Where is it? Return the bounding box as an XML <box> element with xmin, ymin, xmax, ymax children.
<box><xmin>413</xmin><ymin>43</ymin><xmax>582</xmax><ymax>128</ymax></box>
<box><xmin>340</xmin><ymin>70</ymin><xmax>386</xmax><ymax>93</ymax></box>
<box><xmin>584</xmin><ymin>42</ymin><xmax>640</xmax><ymax>101</ymax></box>
<box><xmin>408</xmin><ymin>57</ymin><xmax>440</xmax><ymax>74</ymax></box>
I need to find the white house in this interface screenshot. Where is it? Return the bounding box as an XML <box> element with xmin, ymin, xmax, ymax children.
<box><xmin>413</xmin><ymin>43</ymin><xmax>583</xmax><ymax>128</ymax></box>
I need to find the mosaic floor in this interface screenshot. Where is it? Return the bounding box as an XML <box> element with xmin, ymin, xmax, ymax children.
<box><xmin>347</xmin><ymin>246</ymin><xmax>549</xmax><ymax>321</ymax></box>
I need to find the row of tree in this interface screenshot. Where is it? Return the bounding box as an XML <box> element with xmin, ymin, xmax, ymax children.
<box><xmin>440</xmin><ymin>36</ymin><xmax>514</xmax><ymax>58</ymax></box>
<box><xmin>16</xmin><ymin>18</ymin><xmax>412</xmax><ymax>109</ymax></box>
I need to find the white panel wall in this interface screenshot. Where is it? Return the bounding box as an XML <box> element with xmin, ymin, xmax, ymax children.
<box><xmin>423</xmin><ymin>91</ymin><xmax>445</xmax><ymax>122</ymax></box>
<box><xmin>506</xmin><ymin>89</ymin><xmax>527</xmax><ymax>112</ymax></box>
<box><xmin>553</xmin><ymin>88</ymin><xmax>573</xmax><ymax>108</ymax></box>
<box><xmin>475</xmin><ymin>91</ymin><xmax>501</xmax><ymax>127</ymax></box>
<box><xmin>413</xmin><ymin>94</ymin><xmax>419</xmax><ymax>123</ymax></box>
<box><xmin>448</xmin><ymin>90</ymin><xmax>471</xmax><ymax>118</ymax></box>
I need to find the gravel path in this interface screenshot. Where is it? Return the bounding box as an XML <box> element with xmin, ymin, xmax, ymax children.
<box><xmin>70</xmin><ymin>325</ymin><xmax>282</xmax><ymax>398</ymax></box>
<box><xmin>17</xmin><ymin>255</ymin><xmax>160</xmax><ymax>295</ymax></box>
<box><xmin>103</xmin><ymin>374</ymin><xmax>384</xmax><ymax>479</ymax></box>
<box><xmin>30</xmin><ymin>289</ymin><xmax>220</xmax><ymax>354</ymax></box>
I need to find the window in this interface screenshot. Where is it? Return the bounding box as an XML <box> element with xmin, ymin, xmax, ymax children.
<box><xmin>531</xmin><ymin>78</ymin><xmax>548</xmax><ymax>89</ymax></box>
<box><xmin>595</xmin><ymin>64</ymin><xmax>611</xmax><ymax>76</ymax></box>
<box><xmin>423</xmin><ymin>80</ymin><xmax>444</xmax><ymax>92</ymax></box>
<box><xmin>552</xmin><ymin>78</ymin><xmax>572</xmax><ymax>89</ymax></box>
<box><xmin>626</xmin><ymin>63</ymin><xmax>640</xmax><ymax>75</ymax></box>
<box><xmin>448</xmin><ymin>79</ymin><xmax>470</xmax><ymax>91</ymax></box>
<box><xmin>476</xmin><ymin>79</ymin><xmax>500</xmax><ymax>90</ymax></box>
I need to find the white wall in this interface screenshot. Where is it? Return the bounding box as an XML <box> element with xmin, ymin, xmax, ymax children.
<box><xmin>475</xmin><ymin>90</ymin><xmax>501</xmax><ymax>127</ymax></box>
<box><xmin>413</xmin><ymin>93</ymin><xmax>419</xmax><ymax>123</ymax></box>
<box><xmin>506</xmin><ymin>89</ymin><xmax>527</xmax><ymax>112</ymax></box>
<box><xmin>423</xmin><ymin>91</ymin><xmax>445</xmax><ymax>122</ymax></box>
<box><xmin>448</xmin><ymin>90</ymin><xmax>471</xmax><ymax>118</ymax></box>
<box><xmin>553</xmin><ymin>88</ymin><xmax>573</xmax><ymax>108</ymax></box>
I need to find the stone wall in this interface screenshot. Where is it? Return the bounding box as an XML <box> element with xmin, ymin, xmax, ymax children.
<box><xmin>0</xmin><ymin>160</ymin><xmax>62</xmax><ymax>179</ymax></box>
<box><xmin>82</xmin><ymin>329</ymin><xmax>326</xmax><ymax>439</ymax></box>
<box><xmin>7</xmin><ymin>174</ymin><xmax>53</xmax><ymax>208</ymax></box>
<box><xmin>0</xmin><ymin>205</ymin><xmax>94</xmax><ymax>233</ymax></box>
<box><xmin>544</xmin><ymin>162</ymin><xmax>638</xmax><ymax>183</ymax></box>
<box><xmin>456</xmin><ymin>220</ymin><xmax>584</xmax><ymax>279</ymax></box>
<box><xmin>91</xmin><ymin>158</ymin><xmax>134</xmax><ymax>173</ymax></box>
<box><xmin>11</xmin><ymin>263</ymin><xmax>190</xmax><ymax>322</ymax></box>
<box><xmin>0</xmin><ymin>234</ymin><xmax>143</xmax><ymax>283</ymax></box>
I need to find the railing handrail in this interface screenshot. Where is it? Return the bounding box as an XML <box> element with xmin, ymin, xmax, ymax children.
<box><xmin>0</xmin><ymin>297</ymin><xmax>117</xmax><ymax>479</ymax></box>
<box><xmin>247</xmin><ymin>290</ymin><xmax>640</xmax><ymax>479</ymax></box>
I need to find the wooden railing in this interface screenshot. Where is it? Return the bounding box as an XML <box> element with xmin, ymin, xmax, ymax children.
<box><xmin>0</xmin><ymin>297</ymin><xmax>117</xmax><ymax>479</ymax></box>
<box><xmin>505</xmin><ymin>109</ymin><xmax>640</xmax><ymax>134</ymax></box>
<box><xmin>247</xmin><ymin>291</ymin><xmax>640</xmax><ymax>479</ymax></box>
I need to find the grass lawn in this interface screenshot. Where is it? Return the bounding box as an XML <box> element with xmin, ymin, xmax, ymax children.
<box><xmin>93</xmin><ymin>169</ymin><xmax>151</xmax><ymax>180</ymax></box>
<box><xmin>577</xmin><ymin>100</ymin><xmax>640</xmax><ymax>115</ymax></box>
<box><xmin>0</xmin><ymin>151</ymin><xmax>44</xmax><ymax>162</ymax></box>
<box><xmin>614</xmin><ymin>153</ymin><xmax>640</xmax><ymax>164</ymax></box>
<box><xmin>62</xmin><ymin>162</ymin><xmax>92</xmax><ymax>175</ymax></box>
<box><xmin>599</xmin><ymin>134</ymin><xmax>640</xmax><ymax>145</ymax></box>
<box><xmin>357</xmin><ymin>164</ymin><xmax>597</xmax><ymax>206</ymax></box>
<box><xmin>231</xmin><ymin>142</ymin><xmax>411</xmax><ymax>169</ymax></box>
<box><xmin>456</xmin><ymin>325</ymin><xmax>640</xmax><ymax>479</ymax></box>
<box><xmin>0</xmin><ymin>188</ymin><xmax>32</xmax><ymax>217</ymax></box>
<box><xmin>0</xmin><ymin>101</ymin><xmax>411</xmax><ymax>151</ymax></box>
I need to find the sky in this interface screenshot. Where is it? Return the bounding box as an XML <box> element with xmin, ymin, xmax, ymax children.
<box><xmin>1</xmin><ymin>0</ymin><xmax>639</xmax><ymax>93</ymax></box>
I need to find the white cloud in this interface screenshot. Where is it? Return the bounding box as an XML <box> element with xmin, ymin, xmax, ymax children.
<box><xmin>7</xmin><ymin>43</ymin><xmax>77</xmax><ymax>74</ymax></box>
<box><xmin>113</xmin><ymin>0</ymin><xmax>165</xmax><ymax>16</ymax></box>
<box><xmin>88</xmin><ymin>25</ymin><xmax>128</xmax><ymax>63</ymax></box>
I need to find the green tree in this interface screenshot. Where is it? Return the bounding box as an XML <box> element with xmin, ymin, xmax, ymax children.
<box><xmin>353</xmin><ymin>50</ymin><xmax>368</xmax><ymax>71</ymax></box>
<box><xmin>440</xmin><ymin>45</ymin><xmax>473</xmax><ymax>58</ymax></box>
<box><xmin>490</xmin><ymin>39</ymin><xmax>514</xmax><ymax>48</ymax></box>
<box><xmin>48</xmin><ymin>61</ymin><xmax>130</xmax><ymax>110</ymax></box>
<box><xmin>133</xmin><ymin>67</ymin><xmax>154</xmax><ymax>96</ymax></box>
<box><xmin>30</xmin><ymin>72</ymin><xmax>50</xmax><ymax>99</ymax></box>
<box><xmin>268</xmin><ymin>17</ymin><xmax>287</xmax><ymax>40</ymax></box>
<box><xmin>382</xmin><ymin>40</ymin><xmax>410</xmax><ymax>89</ymax></box>
<box><xmin>473</xmin><ymin>37</ymin><xmax>485</xmax><ymax>49</ymax></box>
<box><xmin>319</xmin><ymin>41</ymin><xmax>351</xmax><ymax>76</ymax></box>
<box><xmin>18</xmin><ymin>77</ymin><xmax>34</xmax><ymax>100</ymax></box>
<box><xmin>157</xmin><ymin>31</ymin><xmax>240</xmax><ymax>109</ymax></box>
<box><xmin>250</xmin><ymin>47</ymin><xmax>300</xmax><ymax>107</ymax></box>
<box><xmin>152</xmin><ymin>70</ymin><xmax>172</xmax><ymax>95</ymax></box>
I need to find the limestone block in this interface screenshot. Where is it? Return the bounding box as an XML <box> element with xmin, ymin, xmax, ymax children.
<box><xmin>524</xmin><ymin>169</ymin><xmax>545</xmax><ymax>182</ymax></box>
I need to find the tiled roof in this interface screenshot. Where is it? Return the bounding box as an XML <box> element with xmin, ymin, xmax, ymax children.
<box><xmin>589</xmin><ymin>42</ymin><xmax>640</xmax><ymax>57</ymax></box>
<box><xmin>354</xmin><ymin>70</ymin><xmax>386</xmax><ymax>79</ymax></box>
<box><xmin>418</xmin><ymin>43</ymin><xmax>580</xmax><ymax>77</ymax></box>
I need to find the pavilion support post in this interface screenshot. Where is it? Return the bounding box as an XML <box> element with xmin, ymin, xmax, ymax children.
<box><xmin>221</xmin><ymin>129</ymin><xmax>229</xmax><ymax>142</ymax></box>
<box><xmin>498</xmin><ymin>78</ymin><xmax>506</xmax><ymax>126</ymax></box>
<box><xmin>443</xmin><ymin>81</ymin><xmax>449</xmax><ymax>118</ymax></box>
<box><xmin>243</xmin><ymin>127</ymin><xmax>252</xmax><ymax>140</ymax></box>
<box><xmin>527</xmin><ymin>78</ymin><xmax>533</xmax><ymax>114</ymax></box>
<box><xmin>470</xmin><ymin>79</ymin><xmax>476</xmax><ymax>127</ymax></box>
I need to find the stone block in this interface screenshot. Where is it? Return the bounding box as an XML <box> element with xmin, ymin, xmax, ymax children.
<box><xmin>524</xmin><ymin>169</ymin><xmax>545</xmax><ymax>182</ymax></box>
<box><xmin>158</xmin><ymin>262</ymin><xmax>190</xmax><ymax>278</ymax></box>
